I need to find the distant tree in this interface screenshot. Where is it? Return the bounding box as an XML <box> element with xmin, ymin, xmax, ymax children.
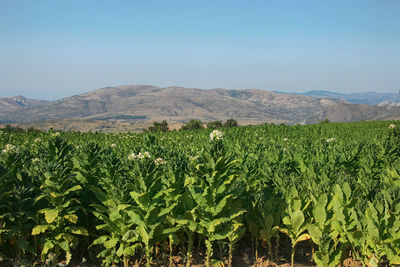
<box><xmin>2</xmin><ymin>124</ymin><xmax>24</xmax><ymax>133</ymax></box>
<box><xmin>148</xmin><ymin>120</ymin><xmax>169</xmax><ymax>132</ymax></box>
<box><xmin>223</xmin><ymin>118</ymin><xmax>238</xmax><ymax>128</ymax></box>
<box><xmin>26</xmin><ymin>126</ymin><xmax>42</xmax><ymax>134</ymax></box>
<box><xmin>207</xmin><ymin>120</ymin><xmax>223</xmax><ymax>129</ymax></box>
<box><xmin>319</xmin><ymin>118</ymin><xmax>330</xmax><ymax>124</ymax></box>
<box><xmin>181</xmin><ymin>119</ymin><xmax>204</xmax><ymax>130</ymax></box>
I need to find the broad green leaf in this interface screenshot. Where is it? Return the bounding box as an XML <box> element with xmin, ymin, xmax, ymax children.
<box><xmin>122</xmin><ymin>230</ymin><xmax>137</xmax><ymax>241</ymax></box>
<box><xmin>32</xmin><ymin>225</ymin><xmax>51</xmax><ymax>235</ymax></box>
<box><xmin>68</xmin><ymin>226</ymin><xmax>88</xmax><ymax>236</ymax></box>
<box><xmin>307</xmin><ymin>224</ymin><xmax>322</xmax><ymax>245</ymax></box>
<box><xmin>92</xmin><ymin>236</ymin><xmax>109</xmax><ymax>245</ymax></box>
<box><xmin>292</xmin><ymin>210</ymin><xmax>305</xmax><ymax>232</ymax></box>
<box><xmin>342</xmin><ymin>182</ymin><xmax>351</xmax><ymax>200</ymax></box>
<box><xmin>123</xmin><ymin>245</ymin><xmax>139</xmax><ymax>256</ymax></box>
<box><xmin>282</xmin><ymin>215</ymin><xmax>292</xmax><ymax>227</ymax></box>
<box><xmin>295</xmin><ymin>233</ymin><xmax>311</xmax><ymax>244</ymax></box>
<box><xmin>66</xmin><ymin>251</ymin><xmax>72</xmax><ymax>265</ymax></box>
<box><xmin>264</xmin><ymin>214</ymin><xmax>274</xmax><ymax>230</ymax></box>
<box><xmin>314</xmin><ymin>251</ymin><xmax>329</xmax><ymax>267</ymax></box>
<box><xmin>41</xmin><ymin>209</ymin><xmax>59</xmax><ymax>224</ymax></box>
<box><xmin>213</xmin><ymin>194</ymin><xmax>232</xmax><ymax>215</ymax></box>
<box><xmin>104</xmin><ymin>238</ymin><xmax>118</xmax><ymax>249</ymax></box>
<box><xmin>118</xmin><ymin>204</ymin><xmax>131</xmax><ymax>211</ymax></box>
<box><xmin>116</xmin><ymin>244</ymin><xmax>124</xmax><ymax>257</ymax></box>
<box><xmin>314</xmin><ymin>204</ymin><xmax>327</xmax><ymax>226</ymax></box>
<box><xmin>42</xmin><ymin>240</ymin><xmax>54</xmax><ymax>255</ymax></box>
<box><xmin>64</xmin><ymin>185</ymin><xmax>82</xmax><ymax>195</ymax></box>
<box><xmin>292</xmin><ymin>199</ymin><xmax>301</xmax><ymax>211</ymax></box>
<box><xmin>137</xmin><ymin>224</ymin><xmax>149</xmax><ymax>245</ymax></box>
<box><xmin>50</xmin><ymin>192</ymin><xmax>61</xmax><ymax>198</ymax></box>
<box><xmin>64</xmin><ymin>214</ymin><xmax>78</xmax><ymax>224</ymax></box>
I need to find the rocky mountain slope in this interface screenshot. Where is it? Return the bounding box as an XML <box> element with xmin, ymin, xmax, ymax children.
<box><xmin>0</xmin><ymin>96</ymin><xmax>48</xmax><ymax>123</ymax></box>
<box><xmin>0</xmin><ymin>95</ymin><xmax>48</xmax><ymax>111</ymax></box>
<box><xmin>274</xmin><ymin>90</ymin><xmax>400</xmax><ymax>105</ymax></box>
<box><xmin>1</xmin><ymin>85</ymin><xmax>400</xmax><ymax>127</ymax></box>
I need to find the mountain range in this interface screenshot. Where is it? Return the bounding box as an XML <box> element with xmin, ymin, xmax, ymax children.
<box><xmin>274</xmin><ymin>90</ymin><xmax>400</xmax><ymax>106</ymax></box>
<box><xmin>1</xmin><ymin>86</ymin><xmax>400</xmax><ymax>131</ymax></box>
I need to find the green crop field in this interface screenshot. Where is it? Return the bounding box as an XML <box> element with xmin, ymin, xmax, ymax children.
<box><xmin>1</xmin><ymin>121</ymin><xmax>399</xmax><ymax>267</ymax></box>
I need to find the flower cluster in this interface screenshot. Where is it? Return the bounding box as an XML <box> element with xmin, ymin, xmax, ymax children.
<box><xmin>2</xmin><ymin>144</ymin><xmax>19</xmax><ymax>154</ymax></box>
<box><xmin>389</xmin><ymin>124</ymin><xmax>396</xmax><ymax>129</ymax></box>
<box><xmin>210</xmin><ymin>130</ymin><xmax>224</xmax><ymax>141</ymax></box>
<box><xmin>326</xmin><ymin>137</ymin><xmax>336</xmax><ymax>143</ymax></box>
<box><xmin>154</xmin><ymin>158</ymin><xmax>166</xmax><ymax>165</ymax></box>
<box><xmin>111</xmin><ymin>143</ymin><xmax>117</xmax><ymax>148</ymax></box>
<box><xmin>128</xmin><ymin>151</ymin><xmax>151</xmax><ymax>160</ymax></box>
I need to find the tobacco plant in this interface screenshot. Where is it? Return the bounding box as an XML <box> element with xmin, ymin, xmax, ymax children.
<box><xmin>280</xmin><ymin>189</ymin><xmax>311</xmax><ymax>267</ymax></box>
<box><xmin>307</xmin><ymin>193</ymin><xmax>341</xmax><ymax>267</ymax></box>
<box><xmin>32</xmin><ymin>138</ymin><xmax>88</xmax><ymax>264</ymax></box>
<box><xmin>185</xmin><ymin>139</ymin><xmax>245</xmax><ymax>267</ymax></box>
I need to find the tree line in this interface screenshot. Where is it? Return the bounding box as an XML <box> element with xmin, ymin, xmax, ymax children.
<box><xmin>148</xmin><ymin>119</ymin><xmax>238</xmax><ymax>132</ymax></box>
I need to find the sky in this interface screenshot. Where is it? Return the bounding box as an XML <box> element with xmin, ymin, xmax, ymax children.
<box><xmin>0</xmin><ymin>0</ymin><xmax>399</xmax><ymax>100</ymax></box>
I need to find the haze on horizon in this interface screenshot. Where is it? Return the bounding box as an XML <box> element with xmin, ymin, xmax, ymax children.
<box><xmin>0</xmin><ymin>0</ymin><xmax>399</xmax><ymax>100</ymax></box>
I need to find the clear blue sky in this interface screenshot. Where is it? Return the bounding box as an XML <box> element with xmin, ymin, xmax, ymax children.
<box><xmin>0</xmin><ymin>0</ymin><xmax>399</xmax><ymax>100</ymax></box>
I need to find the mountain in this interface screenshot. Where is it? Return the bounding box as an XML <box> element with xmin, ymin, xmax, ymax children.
<box><xmin>0</xmin><ymin>95</ymin><xmax>48</xmax><ymax>111</ymax></box>
<box><xmin>0</xmin><ymin>85</ymin><xmax>345</xmax><ymax>125</ymax></box>
<box><xmin>1</xmin><ymin>86</ymin><xmax>400</xmax><ymax>128</ymax></box>
<box><xmin>0</xmin><ymin>96</ymin><xmax>49</xmax><ymax>123</ymax></box>
<box><xmin>276</xmin><ymin>90</ymin><xmax>400</xmax><ymax>105</ymax></box>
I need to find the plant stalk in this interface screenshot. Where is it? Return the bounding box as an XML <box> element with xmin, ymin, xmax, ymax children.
<box><xmin>205</xmin><ymin>239</ymin><xmax>213</xmax><ymax>267</ymax></box>
<box><xmin>228</xmin><ymin>241</ymin><xmax>233</xmax><ymax>267</ymax></box>
<box><xmin>186</xmin><ymin>233</ymin><xmax>193</xmax><ymax>267</ymax></box>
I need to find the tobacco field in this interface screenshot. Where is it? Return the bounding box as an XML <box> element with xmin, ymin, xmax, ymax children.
<box><xmin>0</xmin><ymin>121</ymin><xmax>400</xmax><ymax>266</ymax></box>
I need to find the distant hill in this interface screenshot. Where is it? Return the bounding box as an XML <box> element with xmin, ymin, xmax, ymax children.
<box><xmin>0</xmin><ymin>96</ymin><xmax>49</xmax><ymax>123</ymax></box>
<box><xmin>1</xmin><ymin>86</ymin><xmax>400</xmax><ymax>130</ymax></box>
<box><xmin>0</xmin><ymin>85</ymin><xmax>346</xmax><ymax>125</ymax></box>
<box><xmin>0</xmin><ymin>95</ymin><xmax>48</xmax><ymax>111</ymax></box>
<box><xmin>274</xmin><ymin>90</ymin><xmax>400</xmax><ymax>105</ymax></box>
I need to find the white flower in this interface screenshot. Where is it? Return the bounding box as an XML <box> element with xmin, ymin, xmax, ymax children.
<box><xmin>154</xmin><ymin>158</ymin><xmax>166</xmax><ymax>165</ymax></box>
<box><xmin>389</xmin><ymin>124</ymin><xmax>396</xmax><ymax>129</ymax></box>
<box><xmin>130</xmin><ymin>152</ymin><xmax>151</xmax><ymax>160</ymax></box>
<box><xmin>210</xmin><ymin>130</ymin><xmax>224</xmax><ymax>141</ymax></box>
<box><xmin>2</xmin><ymin>144</ymin><xmax>18</xmax><ymax>154</ymax></box>
<box><xmin>111</xmin><ymin>143</ymin><xmax>116</xmax><ymax>148</ymax></box>
<box><xmin>128</xmin><ymin>153</ymin><xmax>137</xmax><ymax>160</ymax></box>
<box><xmin>326</xmin><ymin>137</ymin><xmax>336</xmax><ymax>143</ymax></box>
<box><xmin>283</xmin><ymin>138</ymin><xmax>288</xmax><ymax>141</ymax></box>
